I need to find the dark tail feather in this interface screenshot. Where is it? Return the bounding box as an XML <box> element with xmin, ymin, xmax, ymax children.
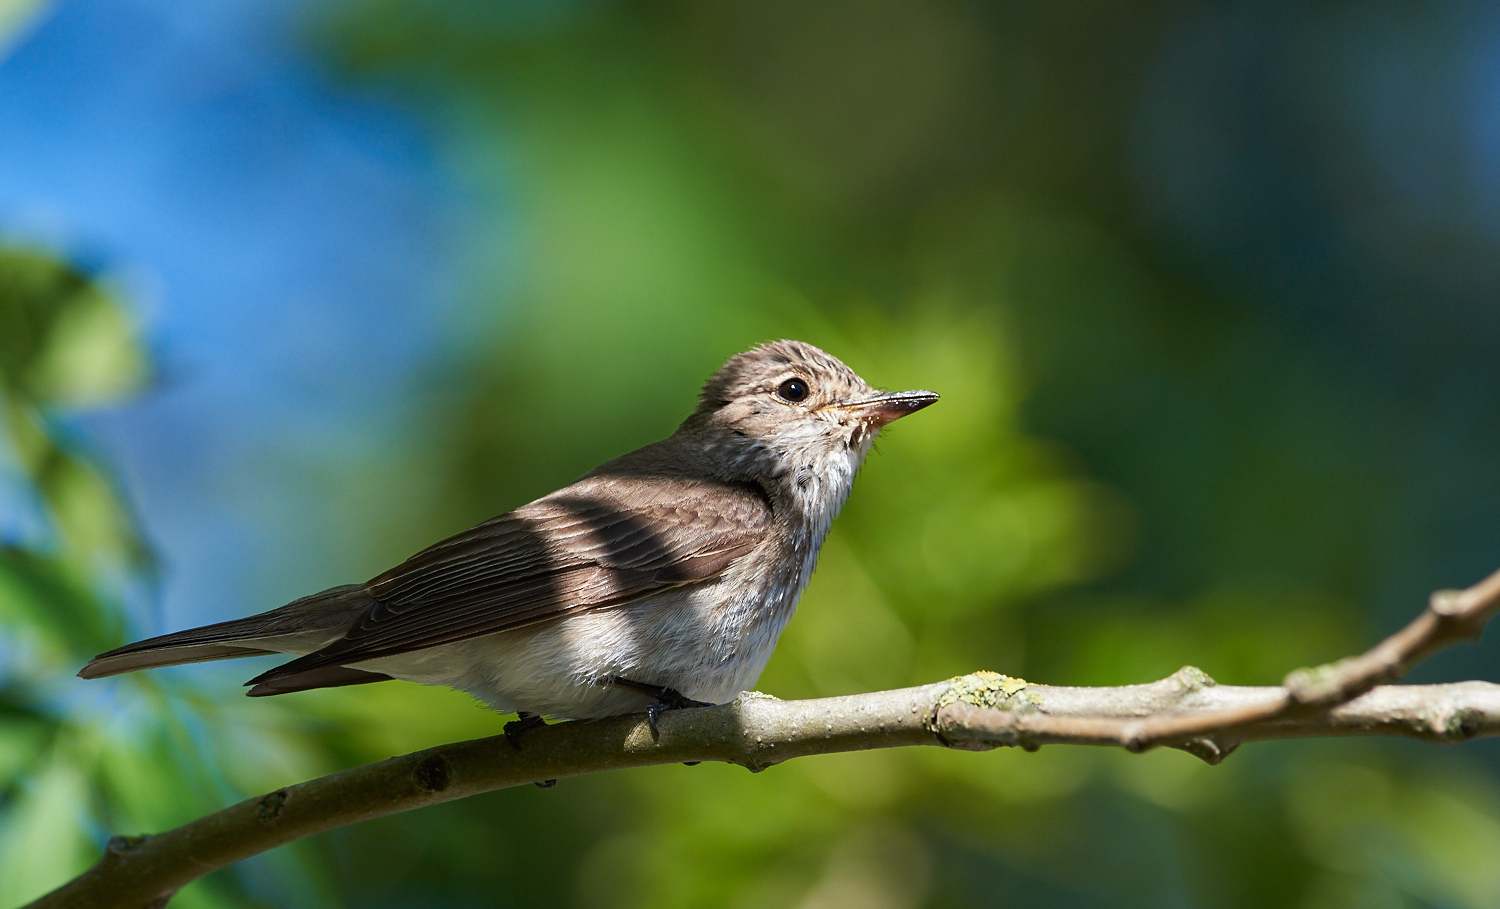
<box><xmin>246</xmin><ymin>665</ymin><xmax>393</xmax><ymax>697</ymax></box>
<box><xmin>78</xmin><ymin>641</ymin><xmax>280</xmax><ymax>678</ymax></box>
<box><xmin>78</xmin><ymin>584</ymin><xmax>372</xmax><ymax>679</ymax></box>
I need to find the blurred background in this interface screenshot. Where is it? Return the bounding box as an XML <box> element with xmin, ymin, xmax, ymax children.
<box><xmin>3</xmin><ymin>0</ymin><xmax>1500</xmax><ymax>906</ymax></box>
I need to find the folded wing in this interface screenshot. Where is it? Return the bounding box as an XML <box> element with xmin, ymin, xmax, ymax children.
<box><xmin>245</xmin><ymin>477</ymin><xmax>773</xmax><ymax>691</ymax></box>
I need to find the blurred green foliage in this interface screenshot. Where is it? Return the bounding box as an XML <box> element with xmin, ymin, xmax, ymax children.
<box><xmin>0</xmin><ymin>249</ymin><xmax>350</xmax><ymax>908</ymax></box>
<box><xmin>7</xmin><ymin>1</ymin><xmax>1500</xmax><ymax>908</ymax></box>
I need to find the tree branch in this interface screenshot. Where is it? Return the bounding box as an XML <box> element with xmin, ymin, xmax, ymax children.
<box><xmin>24</xmin><ymin>568</ymin><xmax>1500</xmax><ymax>909</ymax></box>
<box><xmin>1283</xmin><ymin>567</ymin><xmax>1500</xmax><ymax>704</ymax></box>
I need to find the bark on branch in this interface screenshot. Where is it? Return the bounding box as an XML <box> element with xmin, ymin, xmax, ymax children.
<box><xmin>24</xmin><ymin>568</ymin><xmax>1500</xmax><ymax>909</ymax></box>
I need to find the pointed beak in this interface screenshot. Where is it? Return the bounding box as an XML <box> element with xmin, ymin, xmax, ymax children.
<box><xmin>838</xmin><ymin>389</ymin><xmax>940</xmax><ymax>427</ymax></box>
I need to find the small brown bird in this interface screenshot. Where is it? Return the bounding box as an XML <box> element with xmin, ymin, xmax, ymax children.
<box><xmin>80</xmin><ymin>340</ymin><xmax>937</xmax><ymax>724</ymax></box>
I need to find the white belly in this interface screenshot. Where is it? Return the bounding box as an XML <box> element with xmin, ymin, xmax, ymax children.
<box><xmin>355</xmin><ymin>574</ymin><xmax>802</xmax><ymax>720</ymax></box>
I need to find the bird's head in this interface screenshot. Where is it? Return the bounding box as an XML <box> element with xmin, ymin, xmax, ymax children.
<box><xmin>683</xmin><ymin>340</ymin><xmax>937</xmax><ymax>507</ymax></box>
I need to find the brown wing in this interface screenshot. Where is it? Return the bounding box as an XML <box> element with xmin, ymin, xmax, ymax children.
<box><xmin>245</xmin><ymin>477</ymin><xmax>773</xmax><ymax>686</ymax></box>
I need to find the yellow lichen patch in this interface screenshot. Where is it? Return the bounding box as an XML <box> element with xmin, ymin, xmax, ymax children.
<box><xmin>934</xmin><ymin>671</ymin><xmax>1036</xmax><ymax>713</ymax></box>
<box><xmin>736</xmin><ymin>691</ymin><xmax>782</xmax><ymax>702</ymax></box>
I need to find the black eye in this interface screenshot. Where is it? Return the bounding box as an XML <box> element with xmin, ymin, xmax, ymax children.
<box><xmin>776</xmin><ymin>377</ymin><xmax>810</xmax><ymax>402</ymax></box>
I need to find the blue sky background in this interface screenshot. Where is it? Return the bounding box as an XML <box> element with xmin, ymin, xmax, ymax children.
<box><xmin>0</xmin><ymin>0</ymin><xmax>474</xmax><ymax>634</ymax></box>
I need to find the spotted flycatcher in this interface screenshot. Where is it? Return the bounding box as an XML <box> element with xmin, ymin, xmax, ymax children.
<box><xmin>81</xmin><ymin>340</ymin><xmax>938</xmax><ymax>724</ymax></box>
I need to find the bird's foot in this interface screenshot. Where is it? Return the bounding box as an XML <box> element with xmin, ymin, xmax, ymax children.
<box><xmin>611</xmin><ymin>677</ymin><xmax>712</xmax><ymax>735</ymax></box>
<box><xmin>504</xmin><ymin>711</ymin><xmax>548</xmax><ymax>751</ymax></box>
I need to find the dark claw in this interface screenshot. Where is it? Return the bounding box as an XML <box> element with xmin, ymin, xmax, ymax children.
<box><xmin>611</xmin><ymin>677</ymin><xmax>711</xmax><ymax>736</ymax></box>
<box><xmin>535</xmin><ymin>779</ymin><xmax>557</xmax><ymax>789</ymax></box>
<box><xmin>504</xmin><ymin>711</ymin><xmax>548</xmax><ymax>750</ymax></box>
<box><xmin>646</xmin><ymin>700</ymin><xmax>668</xmax><ymax>735</ymax></box>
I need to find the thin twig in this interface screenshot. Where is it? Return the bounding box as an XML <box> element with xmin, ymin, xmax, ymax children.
<box><xmin>1055</xmin><ymin>566</ymin><xmax>1500</xmax><ymax>757</ymax></box>
<box><xmin>937</xmin><ymin>676</ymin><xmax>1500</xmax><ymax>762</ymax></box>
<box><xmin>1283</xmin><ymin>567</ymin><xmax>1500</xmax><ymax>705</ymax></box>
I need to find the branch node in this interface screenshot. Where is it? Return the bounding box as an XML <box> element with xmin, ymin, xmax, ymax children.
<box><xmin>414</xmin><ymin>754</ymin><xmax>451</xmax><ymax>793</ymax></box>
<box><xmin>106</xmin><ymin>834</ymin><xmax>149</xmax><ymax>856</ymax></box>
<box><xmin>1429</xmin><ymin>588</ymin><xmax>1469</xmax><ymax>617</ymax></box>
<box><xmin>1168</xmin><ymin>665</ymin><xmax>1217</xmax><ymax>692</ymax></box>
<box><xmin>1443</xmin><ymin>707</ymin><xmax>1485</xmax><ymax>742</ymax></box>
<box><xmin>931</xmin><ymin>702</ymin><xmax>1013</xmax><ymax>750</ymax></box>
<box><xmin>256</xmin><ymin>790</ymin><xmax>288</xmax><ymax>824</ymax></box>
<box><xmin>1174</xmin><ymin>736</ymin><xmax>1236</xmax><ymax>765</ymax></box>
<box><xmin>1284</xmin><ymin>659</ymin><xmax>1363</xmax><ymax>706</ymax></box>
<box><xmin>1120</xmin><ymin>724</ymin><xmax>1149</xmax><ymax>753</ymax></box>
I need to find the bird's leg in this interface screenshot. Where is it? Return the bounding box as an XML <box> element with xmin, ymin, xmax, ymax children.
<box><xmin>610</xmin><ymin>677</ymin><xmax>712</xmax><ymax>734</ymax></box>
<box><xmin>504</xmin><ymin>711</ymin><xmax>548</xmax><ymax>751</ymax></box>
